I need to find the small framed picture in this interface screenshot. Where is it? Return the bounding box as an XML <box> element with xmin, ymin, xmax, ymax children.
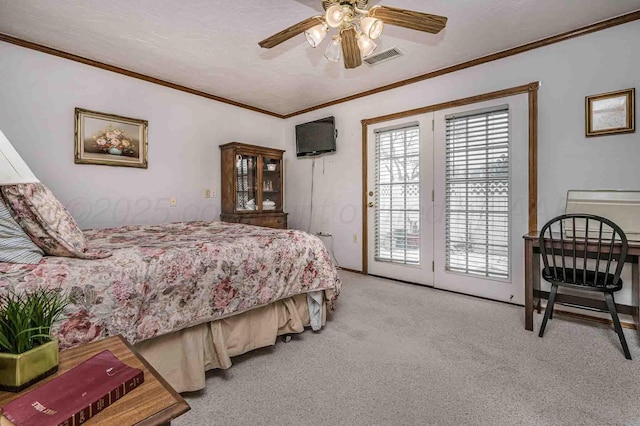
<box><xmin>585</xmin><ymin>88</ymin><xmax>635</xmax><ymax>137</ymax></box>
<box><xmin>75</xmin><ymin>108</ymin><xmax>148</xmax><ymax>168</ymax></box>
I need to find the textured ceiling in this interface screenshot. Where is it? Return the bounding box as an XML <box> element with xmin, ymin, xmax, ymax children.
<box><xmin>1</xmin><ymin>0</ymin><xmax>639</xmax><ymax>115</ymax></box>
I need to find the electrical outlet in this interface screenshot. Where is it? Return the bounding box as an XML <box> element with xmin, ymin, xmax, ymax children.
<box><xmin>353</xmin><ymin>233</ymin><xmax>358</xmax><ymax>243</ymax></box>
<box><xmin>170</xmin><ymin>198</ymin><xmax>177</xmax><ymax>207</ymax></box>
<box><xmin>211</xmin><ymin>189</ymin><xmax>217</xmax><ymax>198</ymax></box>
<box><xmin>204</xmin><ymin>189</ymin><xmax>211</xmax><ymax>198</ymax></box>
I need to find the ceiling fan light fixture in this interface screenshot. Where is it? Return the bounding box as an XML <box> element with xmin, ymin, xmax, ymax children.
<box><xmin>304</xmin><ymin>22</ymin><xmax>328</xmax><ymax>48</ymax></box>
<box><xmin>356</xmin><ymin>32</ymin><xmax>377</xmax><ymax>57</ymax></box>
<box><xmin>360</xmin><ymin>16</ymin><xmax>383</xmax><ymax>40</ymax></box>
<box><xmin>325</xmin><ymin>5</ymin><xmax>345</xmax><ymax>28</ymax></box>
<box><xmin>324</xmin><ymin>35</ymin><xmax>342</xmax><ymax>62</ymax></box>
<box><xmin>258</xmin><ymin>1</ymin><xmax>448</xmax><ymax>70</ymax></box>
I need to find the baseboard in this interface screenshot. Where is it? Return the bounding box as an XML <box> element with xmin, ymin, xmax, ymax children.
<box><xmin>536</xmin><ymin>289</ymin><xmax>637</xmax><ymax>330</ymax></box>
<box><xmin>551</xmin><ymin>309</ymin><xmax>636</xmax><ymax>330</ymax></box>
<box><xmin>536</xmin><ymin>290</ymin><xmax>634</xmax><ymax>316</ymax></box>
<box><xmin>339</xmin><ymin>267</ymin><xmax>363</xmax><ymax>274</ymax></box>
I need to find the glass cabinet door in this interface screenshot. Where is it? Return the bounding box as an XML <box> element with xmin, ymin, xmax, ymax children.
<box><xmin>262</xmin><ymin>157</ymin><xmax>282</xmax><ymax>211</ymax></box>
<box><xmin>236</xmin><ymin>154</ymin><xmax>258</xmax><ymax>211</ymax></box>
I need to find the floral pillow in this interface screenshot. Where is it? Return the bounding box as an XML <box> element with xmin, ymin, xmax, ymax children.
<box><xmin>1</xmin><ymin>183</ymin><xmax>109</xmax><ymax>259</ymax></box>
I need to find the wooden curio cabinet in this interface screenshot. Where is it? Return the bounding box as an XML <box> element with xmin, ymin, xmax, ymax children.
<box><xmin>219</xmin><ymin>142</ymin><xmax>287</xmax><ymax>229</ymax></box>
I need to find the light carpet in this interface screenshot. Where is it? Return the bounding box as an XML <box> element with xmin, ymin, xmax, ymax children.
<box><xmin>175</xmin><ymin>271</ymin><xmax>640</xmax><ymax>426</ymax></box>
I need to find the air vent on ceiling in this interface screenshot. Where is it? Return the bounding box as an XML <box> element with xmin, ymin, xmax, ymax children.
<box><xmin>364</xmin><ymin>47</ymin><xmax>403</xmax><ymax>66</ymax></box>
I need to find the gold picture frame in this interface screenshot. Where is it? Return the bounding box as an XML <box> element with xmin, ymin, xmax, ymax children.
<box><xmin>585</xmin><ymin>88</ymin><xmax>635</xmax><ymax>137</ymax></box>
<box><xmin>75</xmin><ymin>108</ymin><xmax>148</xmax><ymax>168</ymax></box>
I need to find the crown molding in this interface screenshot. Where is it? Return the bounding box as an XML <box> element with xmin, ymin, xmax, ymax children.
<box><xmin>1</xmin><ymin>10</ymin><xmax>638</xmax><ymax>119</ymax></box>
<box><xmin>283</xmin><ymin>10</ymin><xmax>640</xmax><ymax>118</ymax></box>
<box><xmin>0</xmin><ymin>33</ymin><xmax>285</xmax><ymax>119</ymax></box>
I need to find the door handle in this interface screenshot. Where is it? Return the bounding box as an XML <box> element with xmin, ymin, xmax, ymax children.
<box><xmin>368</xmin><ymin>202</ymin><xmax>374</xmax><ymax>207</ymax></box>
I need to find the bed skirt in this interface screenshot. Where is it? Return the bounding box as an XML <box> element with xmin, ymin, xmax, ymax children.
<box><xmin>134</xmin><ymin>293</ymin><xmax>326</xmax><ymax>393</ymax></box>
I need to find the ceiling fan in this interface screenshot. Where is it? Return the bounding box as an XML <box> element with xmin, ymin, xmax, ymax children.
<box><xmin>258</xmin><ymin>0</ymin><xmax>447</xmax><ymax>69</ymax></box>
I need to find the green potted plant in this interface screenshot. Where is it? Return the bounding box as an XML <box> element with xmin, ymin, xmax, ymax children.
<box><xmin>0</xmin><ymin>288</ymin><xmax>68</xmax><ymax>392</ymax></box>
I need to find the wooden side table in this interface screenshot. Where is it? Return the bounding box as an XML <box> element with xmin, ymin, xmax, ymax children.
<box><xmin>0</xmin><ymin>335</ymin><xmax>190</xmax><ymax>425</ymax></box>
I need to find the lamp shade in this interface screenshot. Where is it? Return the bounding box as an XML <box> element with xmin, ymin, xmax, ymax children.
<box><xmin>325</xmin><ymin>5</ymin><xmax>345</xmax><ymax>28</ymax></box>
<box><xmin>0</xmin><ymin>130</ymin><xmax>39</xmax><ymax>185</ymax></box>
<box><xmin>357</xmin><ymin>33</ymin><xmax>377</xmax><ymax>57</ymax></box>
<box><xmin>324</xmin><ymin>36</ymin><xmax>342</xmax><ymax>62</ymax></box>
<box><xmin>305</xmin><ymin>23</ymin><xmax>328</xmax><ymax>48</ymax></box>
<box><xmin>360</xmin><ymin>16</ymin><xmax>383</xmax><ymax>40</ymax></box>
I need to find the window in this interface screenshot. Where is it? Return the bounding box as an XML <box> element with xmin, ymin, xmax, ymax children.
<box><xmin>375</xmin><ymin>125</ymin><xmax>420</xmax><ymax>265</ymax></box>
<box><xmin>445</xmin><ymin>107</ymin><xmax>509</xmax><ymax>279</ymax></box>
<box><xmin>236</xmin><ymin>154</ymin><xmax>257</xmax><ymax>210</ymax></box>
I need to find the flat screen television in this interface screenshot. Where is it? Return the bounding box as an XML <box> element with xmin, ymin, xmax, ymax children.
<box><xmin>295</xmin><ymin>116</ymin><xmax>336</xmax><ymax>157</ymax></box>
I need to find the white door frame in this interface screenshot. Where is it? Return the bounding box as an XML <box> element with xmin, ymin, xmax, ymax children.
<box><xmin>361</xmin><ymin>82</ymin><xmax>540</xmax><ymax>304</ymax></box>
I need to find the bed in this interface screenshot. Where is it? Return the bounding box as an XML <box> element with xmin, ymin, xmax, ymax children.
<box><xmin>0</xmin><ymin>183</ymin><xmax>341</xmax><ymax>392</ymax></box>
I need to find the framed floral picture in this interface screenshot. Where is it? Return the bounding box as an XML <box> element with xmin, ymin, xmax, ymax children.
<box><xmin>74</xmin><ymin>108</ymin><xmax>148</xmax><ymax>168</ymax></box>
<box><xmin>585</xmin><ymin>88</ymin><xmax>635</xmax><ymax>137</ymax></box>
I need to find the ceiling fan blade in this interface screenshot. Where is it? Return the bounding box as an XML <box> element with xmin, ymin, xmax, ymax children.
<box><xmin>259</xmin><ymin>16</ymin><xmax>321</xmax><ymax>49</ymax></box>
<box><xmin>369</xmin><ymin>5</ymin><xmax>447</xmax><ymax>34</ymax></box>
<box><xmin>341</xmin><ymin>27</ymin><xmax>362</xmax><ymax>69</ymax></box>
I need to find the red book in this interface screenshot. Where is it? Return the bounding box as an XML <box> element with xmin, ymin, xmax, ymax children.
<box><xmin>1</xmin><ymin>350</ymin><xmax>144</xmax><ymax>426</ymax></box>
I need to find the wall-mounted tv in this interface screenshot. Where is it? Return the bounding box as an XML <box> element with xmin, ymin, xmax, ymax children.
<box><xmin>295</xmin><ymin>116</ymin><xmax>336</xmax><ymax>157</ymax></box>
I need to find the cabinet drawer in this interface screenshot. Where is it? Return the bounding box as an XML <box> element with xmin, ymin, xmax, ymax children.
<box><xmin>273</xmin><ymin>217</ymin><xmax>287</xmax><ymax>229</ymax></box>
<box><xmin>246</xmin><ymin>217</ymin><xmax>286</xmax><ymax>229</ymax></box>
<box><xmin>238</xmin><ymin>217</ymin><xmax>262</xmax><ymax>226</ymax></box>
<box><xmin>225</xmin><ymin>215</ymin><xmax>287</xmax><ymax>229</ymax></box>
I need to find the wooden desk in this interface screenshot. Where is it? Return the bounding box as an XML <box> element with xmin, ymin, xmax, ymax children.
<box><xmin>523</xmin><ymin>232</ymin><xmax>640</xmax><ymax>337</ymax></box>
<box><xmin>0</xmin><ymin>335</ymin><xmax>190</xmax><ymax>425</ymax></box>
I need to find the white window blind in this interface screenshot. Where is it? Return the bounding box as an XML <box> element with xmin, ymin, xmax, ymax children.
<box><xmin>445</xmin><ymin>107</ymin><xmax>509</xmax><ymax>279</ymax></box>
<box><xmin>375</xmin><ymin>125</ymin><xmax>420</xmax><ymax>265</ymax></box>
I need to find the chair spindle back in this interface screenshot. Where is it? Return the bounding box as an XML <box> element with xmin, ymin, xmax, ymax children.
<box><xmin>539</xmin><ymin>214</ymin><xmax>628</xmax><ymax>288</ymax></box>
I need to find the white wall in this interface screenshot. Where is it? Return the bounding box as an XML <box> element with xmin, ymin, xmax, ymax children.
<box><xmin>1</xmin><ymin>21</ymin><xmax>639</xmax><ymax>279</ymax></box>
<box><xmin>0</xmin><ymin>41</ymin><xmax>285</xmax><ymax>229</ymax></box>
<box><xmin>284</xmin><ymin>20</ymin><xmax>640</xmax><ymax>273</ymax></box>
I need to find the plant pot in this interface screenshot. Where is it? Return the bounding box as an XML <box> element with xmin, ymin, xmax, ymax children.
<box><xmin>0</xmin><ymin>339</ymin><xmax>59</xmax><ymax>392</ymax></box>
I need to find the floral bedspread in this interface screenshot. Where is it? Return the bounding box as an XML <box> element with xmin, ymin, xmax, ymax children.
<box><xmin>0</xmin><ymin>222</ymin><xmax>341</xmax><ymax>349</ymax></box>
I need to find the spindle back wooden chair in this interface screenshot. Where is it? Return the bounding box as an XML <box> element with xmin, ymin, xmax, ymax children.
<box><xmin>538</xmin><ymin>214</ymin><xmax>631</xmax><ymax>359</ymax></box>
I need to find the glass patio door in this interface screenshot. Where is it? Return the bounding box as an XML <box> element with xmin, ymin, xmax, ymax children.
<box><xmin>366</xmin><ymin>116</ymin><xmax>434</xmax><ymax>285</ymax></box>
<box><xmin>432</xmin><ymin>95</ymin><xmax>528</xmax><ymax>304</ymax></box>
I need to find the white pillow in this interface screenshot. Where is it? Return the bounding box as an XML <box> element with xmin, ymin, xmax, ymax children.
<box><xmin>0</xmin><ymin>196</ymin><xmax>43</xmax><ymax>264</ymax></box>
